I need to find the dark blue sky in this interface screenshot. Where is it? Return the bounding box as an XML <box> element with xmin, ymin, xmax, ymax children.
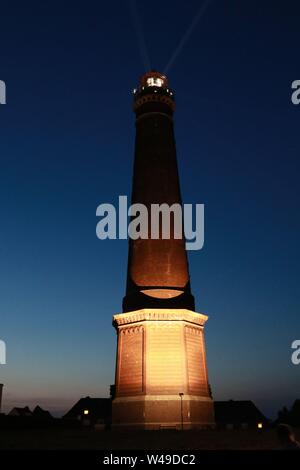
<box><xmin>0</xmin><ymin>0</ymin><xmax>299</xmax><ymax>418</ymax></box>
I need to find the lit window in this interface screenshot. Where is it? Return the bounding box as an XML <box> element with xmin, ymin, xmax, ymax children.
<box><xmin>83</xmin><ymin>410</ymin><xmax>89</xmax><ymax>415</ymax></box>
<box><xmin>257</xmin><ymin>422</ymin><xmax>263</xmax><ymax>429</ymax></box>
<box><xmin>147</xmin><ymin>77</ymin><xmax>164</xmax><ymax>87</ymax></box>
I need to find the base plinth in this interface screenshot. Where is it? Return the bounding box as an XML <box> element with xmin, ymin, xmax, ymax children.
<box><xmin>112</xmin><ymin>394</ymin><xmax>214</xmax><ymax>430</ymax></box>
<box><xmin>112</xmin><ymin>309</ymin><xmax>215</xmax><ymax>430</ymax></box>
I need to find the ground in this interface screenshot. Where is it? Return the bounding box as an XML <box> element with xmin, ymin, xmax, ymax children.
<box><xmin>0</xmin><ymin>428</ymin><xmax>299</xmax><ymax>450</ymax></box>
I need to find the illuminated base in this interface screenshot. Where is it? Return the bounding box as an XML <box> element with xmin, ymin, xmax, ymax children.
<box><xmin>112</xmin><ymin>394</ymin><xmax>214</xmax><ymax>430</ymax></box>
<box><xmin>112</xmin><ymin>309</ymin><xmax>215</xmax><ymax>430</ymax></box>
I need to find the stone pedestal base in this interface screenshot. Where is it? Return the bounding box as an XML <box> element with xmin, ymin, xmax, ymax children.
<box><xmin>112</xmin><ymin>394</ymin><xmax>214</xmax><ymax>430</ymax></box>
<box><xmin>112</xmin><ymin>309</ymin><xmax>215</xmax><ymax>430</ymax></box>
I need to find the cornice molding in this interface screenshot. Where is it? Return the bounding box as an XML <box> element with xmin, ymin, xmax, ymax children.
<box><xmin>113</xmin><ymin>308</ymin><xmax>208</xmax><ymax>328</ymax></box>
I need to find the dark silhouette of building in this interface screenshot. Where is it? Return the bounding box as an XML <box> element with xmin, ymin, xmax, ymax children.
<box><xmin>8</xmin><ymin>405</ymin><xmax>52</xmax><ymax>419</ymax></box>
<box><xmin>32</xmin><ymin>405</ymin><xmax>52</xmax><ymax>419</ymax></box>
<box><xmin>9</xmin><ymin>406</ymin><xmax>33</xmax><ymax>417</ymax></box>
<box><xmin>214</xmin><ymin>400</ymin><xmax>268</xmax><ymax>429</ymax></box>
<box><xmin>63</xmin><ymin>397</ymin><xmax>111</xmax><ymax>426</ymax></box>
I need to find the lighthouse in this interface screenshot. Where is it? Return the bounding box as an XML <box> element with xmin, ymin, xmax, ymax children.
<box><xmin>112</xmin><ymin>72</ymin><xmax>215</xmax><ymax>429</ymax></box>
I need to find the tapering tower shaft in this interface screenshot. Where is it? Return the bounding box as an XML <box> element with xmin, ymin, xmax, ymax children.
<box><xmin>123</xmin><ymin>71</ymin><xmax>194</xmax><ymax>313</ymax></box>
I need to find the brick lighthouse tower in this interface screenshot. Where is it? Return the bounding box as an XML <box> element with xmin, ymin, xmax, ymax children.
<box><xmin>112</xmin><ymin>71</ymin><xmax>215</xmax><ymax>429</ymax></box>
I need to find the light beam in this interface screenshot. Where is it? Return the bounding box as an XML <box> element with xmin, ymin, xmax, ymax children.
<box><xmin>129</xmin><ymin>0</ymin><xmax>151</xmax><ymax>71</ymax></box>
<box><xmin>164</xmin><ymin>0</ymin><xmax>214</xmax><ymax>74</ymax></box>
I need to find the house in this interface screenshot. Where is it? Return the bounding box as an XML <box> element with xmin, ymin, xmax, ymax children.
<box><xmin>9</xmin><ymin>406</ymin><xmax>33</xmax><ymax>417</ymax></box>
<box><xmin>63</xmin><ymin>397</ymin><xmax>111</xmax><ymax>427</ymax></box>
<box><xmin>214</xmin><ymin>400</ymin><xmax>268</xmax><ymax>430</ymax></box>
<box><xmin>32</xmin><ymin>405</ymin><xmax>52</xmax><ymax>419</ymax></box>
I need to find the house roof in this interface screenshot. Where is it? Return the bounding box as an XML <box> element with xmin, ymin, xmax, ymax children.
<box><xmin>9</xmin><ymin>406</ymin><xmax>32</xmax><ymax>416</ymax></box>
<box><xmin>214</xmin><ymin>400</ymin><xmax>268</xmax><ymax>424</ymax></box>
<box><xmin>32</xmin><ymin>405</ymin><xmax>52</xmax><ymax>419</ymax></box>
<box><xmin>63</xmin><ymin>397</ymin><xmax>111</xmax><ymax>419</ymax></box>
